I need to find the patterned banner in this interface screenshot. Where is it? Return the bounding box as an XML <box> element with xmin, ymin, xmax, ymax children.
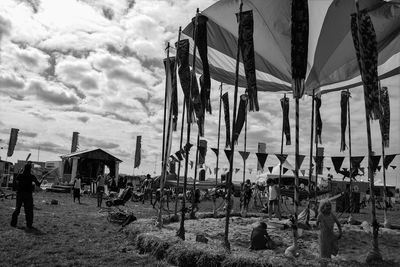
<box><xmin>237</xmin><ymin>10</ymin><xmax>258</xmax><ymax>111</ymax></box>
<box><xmin>165</xmin><ymin>57</ymin><xmax>178</xmax><ymax>131</ymax></box>
<box><xmin>257</xmin><ymin>142</ymin><xmax>266</xmax><ymax>171</ymax></box>
<box><xmin>340</xmin><ymin>91</ymin><xmax>350</xmax><ymax>151</ymax></box>
<box><xmin>134</xmin><ymin>136</ymin><xmax>141</xmax><ymax>168</ymax></box>
<box><xmin>280</xmin><ymin>96</ymin><xmax>291</xmax><ymax>145</ymax></box>
<box><xmin>221</xmin><ymin>92</ymin><xmax>231</xmax><ymax>148</ymax></box>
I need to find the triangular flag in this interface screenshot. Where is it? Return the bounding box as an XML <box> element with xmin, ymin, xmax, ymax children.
<box><xmin>256</xmin><ymin>153</ymin><xmax>268</xmax><ymax>170</ymax></box>
<box><xmin>359</xmin><ymin>167</ymin><xmax>365</xmax><ymax>175</ymax></box>
<box><xmin>350</xmin><ymin>156</ymin><xmax>364</xmax><ymax>170</ymax></box>
<box><xmin>331</xmin><ymin>157</ymin><xmax>345</xmax><ymax>173</ymax></box>
<box><xmin>249</xmin><ymin>168</ymin><xmax>253</xmax><ymax>174</ymax></box>
<box><xmin>326</xmin><ymin>167</ymin><xmax>331</xmax><ymax>171</ymax></box>
<box><xmin>296</xmin><ymin>154</ymin><xmax>306</xmax><ymax>169</ymax></box>
<box><xmin>300</xmin><ymin>170</ymin><xmax>306</xmax><ymax>176</ymax></box>
<box><xmin>342</xmin><ymin>168</ymin><xmax>348</xmax><ymax>172</ymax></box>
<box><xmin>223</xmin><ymin>168</ymin><xmax>228</xmax><ymax>173</ymax></box>
<box><xmin>283</xmin><ymin>167</ymin><xmax>288</xmax><ymax>175</ymax></box>
<box><xmin>275</xmin><ymin>154</ymin><xmax>288</xmax><ymax>163</ymax></box>
<box><xmin>184</xmin><ymin>143</ymin><xmax>193</xmax><ymax>153</ymax></box>
<box><xmin>371</xmin><ymin>155</ymin><xmax>381</xmax><ymax>173</ymax></box>
<box><xmin>235</xmin><ymin>168</ymin><xmax>240</xmax><ymax>174</ymax></box>
<box><xmin>390</xmin><ymin>165</ymin><xmax>396</xmax><ymax>170</ymax></box>
<box><xmin>384</xmin><ymin>154</ymin><xmax>397</xmax><ymax>169</ymax></box>
<box><xmin>377</xmin><ymin>166</ymin><xmax>382</xmax><ymax>172</ymax></box>
<box><xmin>224</xmin><ymin>149</ymin><xmax>232</xmax><ymax>161</ymax></box>
<box><xmin>268</xmin><ymin>166</ymin><xmax>273</xmax><ymax>173</ymax></box>
<box><xmin>211</xmin><ymin>148</ymin><xmax>219</xmax><ymax>156</ymax></box>
<box><xmin>175</xmin><ymin>150</ymin><xmax>183</xmax><ymax>161</ymax></box>
<box><xmin>238</xmin><ymin>151</ymin><xmax>250</xmax><ymax>161</ymax></box>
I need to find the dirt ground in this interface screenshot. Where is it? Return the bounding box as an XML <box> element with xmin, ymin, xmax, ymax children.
<box><xmin>1</xmin><ymin>189</ymin><xmax>400</xmax><ymax>266</ymax></box>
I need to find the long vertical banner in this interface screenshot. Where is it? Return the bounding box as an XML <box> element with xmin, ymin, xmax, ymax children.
<box><xmin>257</xmin><ymin>142</ymin><xmax>266</xmax><ymax>172</ymax></box>
<box><xmin>221</xmin><ymin>92</ymin><xmax>230</xmax><ymax>148</ymax></box>
<box><xmin>134</xmin><ymin>135</ymin><xmax>142</xmax><ymax>168</ymax></box>
<box><xmin>163</xmin><ymin>56</ymin><xmax>175</xmax><ymax>171</ymax></box>
<box><xmin>7</xmin><ymin>128</ymin><xmax>19</xmax><ymax>157</ymax></box>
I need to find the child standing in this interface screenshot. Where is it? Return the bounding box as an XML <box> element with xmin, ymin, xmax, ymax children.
<box><xmin>72</xmin><ymin>175</ymin><xmax>82</xmax><ymax>204</ymax></box>
<box><xmin>317</xmin><ymin>199</ymin><xmax>342</xmax><ymax>258</ymax></box>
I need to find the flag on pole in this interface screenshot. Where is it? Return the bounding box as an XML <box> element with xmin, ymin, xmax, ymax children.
<box><xmin>134</xmin><ymin>136</ymin><xmax>142</xmax><ymax>168</ymax></box>
<box><xmin>71</xmin><ymin>131</ymin><xmax>79</xmax><ymax>153</ymax></box>
<box><xmin>7</xmin><ymin>128</ymin><xmax>19</xmax><ymax>157</ymax></box>
<box><xmin>221</xmin><ymin>92</ymin><xmax>230</xmax><ymax>148</ymax></box>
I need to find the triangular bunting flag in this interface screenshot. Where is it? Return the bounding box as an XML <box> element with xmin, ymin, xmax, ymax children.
<box><xmin>184</xmin><ymin>143</ymin><xmax>193</xmax><ymax>153</ymax></box>
<box><xmin>377</xmin><ymin>166</ymin><xmax>382</xmax><ymax>172</ymax></box>
<box><xmin>384</xmin><ymin>154</ymin><xmax>397</xmax><ymax>169</ymax></box>
<box><xmin>249</xmin><ymin>168</ymin><xmax>253</xmax><ymax>174</ymax></box>
<box><xmin>275</xmin><ymin>154</ymin><xmax>288</xmax><ymax>163</ymax></box>
<box><xmin>300</xmin><ymin>170</ymin><xmax>306</xmax><ymax>176</ymax></box>
<box><xmin>268</xmin><ymin>166</ymin><xmax>273</xmax><ymax>173</ymax></box>
<box><xmin>296</xmin><ymin>154</ymin><xmax>306</xmax><ymax>169</ymax></box>
<box><xmin>331</xmin><ymin>157</ymin><xmax>345</xmax><ymax>173</ymax></box>
<box><xmin>342</xmin><ymin>168</ymin><xmax>348</xmax><ymax>172</ymax></box>
<box><xmin>283</xmin><ymin>167</ymin><xmax>288</xmax><ymax>175</ymax></box>
<box><xmin>224</xmin><ymin>149</ymin><xmax>232</xmax><ymax>161</ymax></box>
<box><xmin>256</xmin><ymin>153</ymin><xmax>268</xmax><ymax>170</ymax></box>
<box><xmin>350</xmin><ymin>156</ymin><xmax>364</xmax><ymax>170</ymax></box>
<box><xmin>359</xmin><ymin>167</ymin><xmax>365</xmax><ymax>175</ymax></box>
<box><xmin>390</xmin><ymin>165</ymin><xmax>397</xmax><ymax>170</ymax></box>
<box><xmin>211</xmin><ymin>148</ymin><xmax>219</xmax><ymax>156</ymax></box>
<box><xmin>238</xmin><ymin>151</ymin><xmax>250</xmax><ymax>161</ymax></box>
<box><xmin>326</xmin><ymin>167</ymin><xmax>331</xmax><ymax>171</ymax></box>
<box><xmin>175</xmin><ymin>151</ymin><xmax>183</xmax><ymax>161</ymax></box>
<box><xmin>371</xmin><ymin>155</ymin><xmax>381</xmax><ymax>173</ymax></box>
<box><xmin>235</xmin><ymin>168</ymin><xmax>240</xmax><ymax>174</ymax></box>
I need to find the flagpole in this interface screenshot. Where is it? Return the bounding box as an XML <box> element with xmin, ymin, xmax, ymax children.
<box><xmin>224</xmin><ymin>0</ymin><xmax>243</xmax><ymax>251</ymax></box>
<box><xmin>314</xmin><ymin>97</ymin><xmax>319</xmax><ymax>201</ymax></box>
<box><xmin>354</xmin><ymin>0</ymin><xmax>382</xmax><ymax>262</ymax></box>
<box><xmin>380</xmin><ymin>84</ymin><xmax>390</xmax><ymax>228</ymax></box>
<box><xmin>308</xmin><ymin>90</ymin><xmax>315</xmax><ymax>201</ymax></box>
<box><xmin>243</xmin><ymin>99</ymin><xmax>248</xmax><ymax>185</ymax></box>
<box><xmin>191</xmin><ymin>134</ymin><xmax>200</xmax><ymax>218</ymax></box>
<box><xmin>177</xmin><ymin>8</ymin><xmax>199</xmax><ymax>240</ymax></box>
<box><xmin>347</xmin><ymin>89</ymin><xmax>354</xmax><ymax>223</ymax></box>
<box><xmin>174</xmin><ymin>27</ymin><xmax>184</xmax><ymax>217</ymax></box>
<box><xmin>214</xmin><ymin>83</ymin><xmax>223</xmax><ymax>217</ymax></box>
<box><xmin>158</xmin><ymin>42</ymin><xmax>173</xmax><ymax>228</ymax></box>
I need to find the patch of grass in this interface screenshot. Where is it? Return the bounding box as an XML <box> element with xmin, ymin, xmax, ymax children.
<box><xmin>165</xmin><ymin>242</ymin><xmax>204</xmax><ymax>267</ymax></box>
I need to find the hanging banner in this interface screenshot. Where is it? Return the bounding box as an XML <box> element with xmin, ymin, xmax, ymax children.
<box><xmin>331</xmin><ymin>157</ymin><xmax>345</xmax><ymax>173</ymax></box>
<box><xmin>280</xmin><ymin>96</ymin><xmax>291</xmax><ymax>145</ymax></box>
<box><xmin>184</xmin><ymin>143</ymin><xmax>193</xmax><ymax>154</ymax></box>
<box><xmin>198</xmin><ymin>139</ymin><xmax>208</xmax><ymax>165</ymax></box>
<box><xmin>194</xmin><ymin>15</ymin><xmax>211</xmax><ymax>114</ymax></box>
<box><xmin>165</xmin><ymin>56</ymin><xmax>178</xmax><ymax>131</ymax></box>
<box><xmin>291</xmin><ymin>0</ymin><xmax>309</xmax><ymax>99</ymax></box>
<box><xmin>7</xmin><ymin>128</ymin><xmax>19</xmax><ymax>157</ymax></box>
<box><xmin>233</xmin><ymin>94</ymin><xmax>248</xmax><ymax>144</ymax></box>
<box><xmin>257</xmin><ymin>142</ymin><xmax>266</xmax><ymax>171</ymax></box>
<box><xmin>350</xmin><ymin>10</ymin><xmax>381</xmax><ymax>121</ymax></box>
<box><xmin>162</xmin><ymin>57</ymin><xmax>175</xmax><ymax>168</ymax></box>
<box><xmin>224</xmin><ymin>149</ymin><xmax>232</xmax><ymax>161</ymax></box>
<box><xmin>237</xmin><ymin>10</ymin><xmax>258</xmax><ymax>111</ymax></box>
<box><xmin>256</xmin><ymin>153</ymin><xmax>268</xmax><ymax>171</ymax></box>
<box><xmin>211</xmin><ymin>148</ymin><xmax>219</xmax><ymax>156</ymax></box>
<box><xmin>313</xmin><ymin>156</ymin><xmax>324</xmax><ymax>175</ymax></box>
<box><xmin>315</xmin><ymin>95</ymin><xmax>322</xmax><ymax>144</ymax></box>
<box><xmin>340</xmin><ymin>91</ymin><xmax>350</xmax><ymax>151</ymax></box>
<box><xmin>191</xmin><ymin>71</ymin><xmax>204</xmax><ymax>136</ymax></box>
<box><xmin>238</xmin><ymin>151</ymin><xmax>250</xmax><ymax>161</ymax></box>
<box><xmin>383</xmin><ymin>154</ymin><xmax>397</xmax><ymax>170</ymax></box>
<box><xmin>134</xmin><ymin>135</ymin><xmax>142</xmax><ymax>168</ymax></box>
<box><xmin>221</xmin><ymin>92</ymin><xmax>231</xmax><ymax>148</ymax></box>
<box><xmin>379</xmin><ymin>86</ymin><xmax>390</xmax><ymax>147</ymax></box>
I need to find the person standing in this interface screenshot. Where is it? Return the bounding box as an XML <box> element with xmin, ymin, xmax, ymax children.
<box><xmin>142</xmin><ymin>174</ymin><xmax>153</xmax><ymax>204</ymax></box>
<box><xmin>268</xmin><ymin>179</ymin><xmax>281</xmax><ymax>220</ymax></box>
<box><xmin>10</xmin><ymin>162</ymin><xmax>42</xmax><ymax>229</ymax></box>
<box><xmin>72</xmin><ymin>175</ymin><xmax>82</xmax><ymax>204</ymax></box>
<box><xmin>96</xmin><ymin>174</ymin><xmax>106</xmax><ymax>208</ymax></box>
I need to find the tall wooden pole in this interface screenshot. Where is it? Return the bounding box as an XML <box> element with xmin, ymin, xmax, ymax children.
<box><xmin>308</xmin><ymin>90</ymin><xmax>315</xmax><ymax>199</ymax></box>
<box><xmin>278</xmin><ymin>94</ymin><xmax>286</xmax><ymax>219</ymax></box>
<box><xmin>354</xmin><ymin>0</ymin><xmax>382</xmax><ymax>262</ymax></box>
<box><xmin>174</xmin><ymin>27</ymin><xmax>184</xmax><ymax>216</ymax></box>
<box><xmin>214</xmin><ymin>83</ymin><xmax>223</xmax><ymax>216</ymax></box>
<box><xmin>191</xmin><ymin>134</ymin><xmax>200</xmax><ymax>218</ymax></box>
<box><xmin>224</xmin><ymin>1</ymin><xmax>243</xmax><ymax>251</ymax></box>
<box><xmin>347</xmin><ymin>89</ymin><xmax>354</xmax><ymax>223</ymax></box>
<box><xmin>177</xmin><ymin>8</ymin><xmax>199</xmax><ymax>240</ymax></box>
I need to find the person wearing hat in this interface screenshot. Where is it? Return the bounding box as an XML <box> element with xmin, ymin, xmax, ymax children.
<box><xmin>10</xmin><ymin>162</ymin><xmax>42</xmax><ymax>230</ymax></box>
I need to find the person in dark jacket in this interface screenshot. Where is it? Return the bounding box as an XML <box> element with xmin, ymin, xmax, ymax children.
<box><xmin>10</xmin><ymin>162</ymin><xmax>42</xmax><ymax>229</ymax></box>
<box><xmin>249</xmin><ymin>222</ymin><xmax>275</xmax><ymax>250</ymax></box>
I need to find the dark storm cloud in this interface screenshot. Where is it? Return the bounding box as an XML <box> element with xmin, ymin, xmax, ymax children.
<box><xmin>107</xmin><ymin>67</ymin><xmax>147</xmax><ymax>86</ymax></box>
<box><xmin>80</xmin><ymin>136</ymin><xmax>119</xmax><ymax>150</ymax></box>
<box><xmin>28</xmin><ymin>81</ymin><xmax>79</xmax><ymax>105</ymax></box>
<box><xmin>77</xmin><ymin>116</ymin><xmax>90</xmax><ymax>123</ymax></box>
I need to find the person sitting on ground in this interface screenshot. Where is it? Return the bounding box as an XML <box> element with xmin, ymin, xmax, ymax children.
<box><xmin>249</xmin><ymin>222</ymin><xmax>275</xmax><ymax>250</ymax></box>
<box><xmin>317</xmin><ymin>199</ymin><xmax>342</xmax><ymax>259</ymax></box>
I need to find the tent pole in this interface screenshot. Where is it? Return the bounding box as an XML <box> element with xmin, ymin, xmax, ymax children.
<box><xmin>190</xmin><ymin>134</ymin><xmax>200</xmax><ymax>218</ymax></box>
<box><xmin>214</xmin><ymin>83</ymin><xmax>223</xmax><ymax>217</ymax></box>
<box><xmin>380</xmin><ymin>84</ymin><xmax>390</xmax><ymax>228</ymax></box>
<box><xmin>278</xmin><ymin>94</ymin><xmax>286</xmax><ymax>219</ymax></box>
<box><xmin>308</xmin><ymin>90</ymin><xmax>315</xmax><ymax>201</ymax></box>
<box><xmin>347</xmin><ymin>88</ymin><xmax>354</xmax><ymax>223</ymax></box>
<box><xmin>174</xmin><ymin>27</ymin><xmax>183</xmax><ymax>217</ymax></box>
<box><xmin>240</xmin><ymin>100</ymin><xmax>248</xmax><ymax>217</ymax></box>
<box><xmin>177</xmin><ymin>8</ymin><xmax>199</xmax><ymax>240</ymax></box>
<box><xmin>224</xmin><ymin>0</ymin><xmax>243</xmax><ymax>251</ymax></box>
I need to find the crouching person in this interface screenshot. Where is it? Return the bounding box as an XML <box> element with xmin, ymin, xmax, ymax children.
<box><xmin>249</xmin><ymin>222</ymin><xmax>276</xmax><ymax>250</ymax></box>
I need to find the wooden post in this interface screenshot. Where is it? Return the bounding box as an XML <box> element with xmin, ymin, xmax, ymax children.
<box><xmin>224</xmin><ymin>1</ymin><xmax>243</xmax><ymax>251</ymax></box>
<box><xmin>278</xmin><ymin>94</ymin><xmax>287</xmax><ymax>219</ymax></box>
<box><xmin>214</xmin><ymin>83</ymin><xmax>223</xmax><ymax>217</ymax></box>
<box><xmin>190</xmin><ymin>134</ymin><xmax>200</xmax><ymax>218</ymax></box>
<box><xmin>347</xmin><ymin>89</ymin><xmax>354</xmax><ymax>223</ymax></box>
<box><xmin>308</xmin><ymin>90</ymin><xmax>315</xmax><ymax>199</ymax></box>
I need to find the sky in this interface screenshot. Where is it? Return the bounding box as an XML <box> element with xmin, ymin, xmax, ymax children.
<box><xmin>0</xmin><ymin>0</ymin><xmax>399</xmax><ymax>186</ymax></box>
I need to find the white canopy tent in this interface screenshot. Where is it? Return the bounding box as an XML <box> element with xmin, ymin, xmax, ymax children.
<box><xmin>182</xmin><ymin>0</ymin><xmax>400</xmax><ymax>95</ymax></box>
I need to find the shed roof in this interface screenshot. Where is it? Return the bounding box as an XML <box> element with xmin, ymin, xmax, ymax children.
<box><xmin>60</xmin><ymin>148</ymin><xmax>122</xmax><ymax>162</ymax></box>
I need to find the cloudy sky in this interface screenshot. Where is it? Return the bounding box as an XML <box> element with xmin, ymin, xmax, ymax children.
<box><xmin>0</xmin><ymin>0</ymin><xmax>399</xmax><ymax>186</ymax></box>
